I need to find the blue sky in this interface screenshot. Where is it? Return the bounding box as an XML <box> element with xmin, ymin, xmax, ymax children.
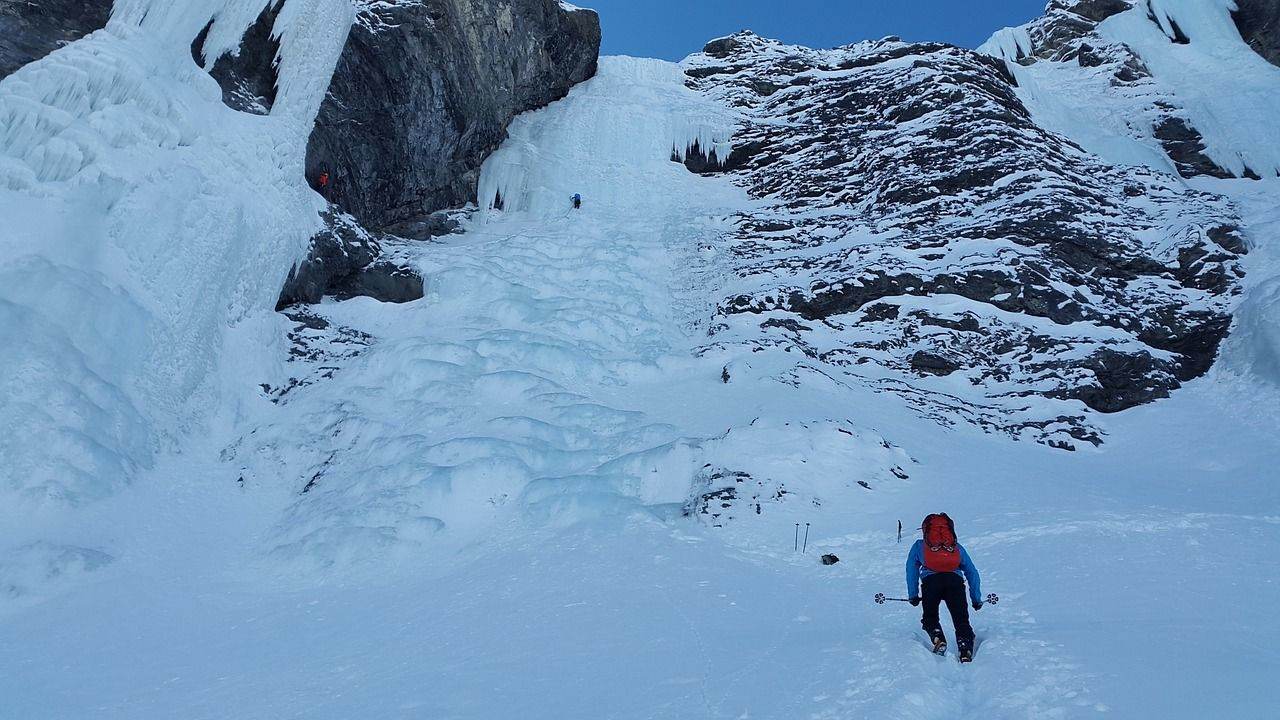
<box><xmin>580</xmin><ymin>0</ymin><xmax>1049</xmax><ymax>61</ymax></box>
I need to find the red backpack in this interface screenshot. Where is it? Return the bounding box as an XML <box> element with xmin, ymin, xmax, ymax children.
<box><xmin>922</xmin><ymin>513</ymin><xmax>960</xmax><ymax>573</ymax></box>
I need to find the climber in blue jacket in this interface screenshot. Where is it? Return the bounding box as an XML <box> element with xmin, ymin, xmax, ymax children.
<box><xmin>906</xmin><ymin>513</ymin><xmax>982</xmax><ymax>660</ymax></box>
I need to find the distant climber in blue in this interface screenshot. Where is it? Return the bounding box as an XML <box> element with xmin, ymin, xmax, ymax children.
<box><xmin>571</xmin><ymin>193</ymin><xmax>582</xmax><ymax>210</ymax></box>
<box><xmin>906</xmin><ymin>513</ymin><xmax>983</xmax><ymax>662</ymax></box>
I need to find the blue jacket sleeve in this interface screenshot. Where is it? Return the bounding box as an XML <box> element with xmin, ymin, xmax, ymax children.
<box><xmin>959</xmin><ymin>546</ymin><xmax>981</xmax><ymax>604</ymax></box>
<box><xmin>906</xmin><ymin>540</ymin><xmax>922</xmax><ymax>598</ymax></box>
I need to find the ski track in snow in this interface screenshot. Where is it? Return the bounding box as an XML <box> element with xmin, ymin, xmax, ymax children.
<box><xmin>1</xmin><ymin>44</ymin><xmax>1279</xmax><ymax>720</ymax></box>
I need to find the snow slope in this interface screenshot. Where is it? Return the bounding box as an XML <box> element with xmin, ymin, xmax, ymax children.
<box><xmin>0</xmin><ymin>0</ymin><xmax>352</xmax><ymax>505</ymax></box>
<box><xmin>1</xmin><ymin>53</ymin><xmax>1278</xmax><ymax>720</ymax></box>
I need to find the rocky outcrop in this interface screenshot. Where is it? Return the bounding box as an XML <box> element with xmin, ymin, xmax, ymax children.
<box><xmin>1235</xmin><ymin>0</ymin><xmax>1280</xmax><ymax>66</ymax></box>
<box><xmin>308</xmin><ymin>0</ymin><xmax>600</xmax><ymax>230</ymax></box>
<box><xmin>277</xmin><ymin>210</ymin><xmax>425</xmax><ymax>309</ymax></box>
<box><xmin>687</xmin><ymin>32</ymin><xmax>1244</xmax><ymax>449</ymax></box>
<box><xmin>980</xmin><ymin>0</ymin><xmax>1242</xmax><ymax>179</ymax></box>
<box><xmin>194</xmin><ymin>0</ymin><xmax>600</xmax><ymax>306</ymax></box>
<box><xmin>0</xmin><ymin>0</ymin><xmax>111</xmax><ymax>79</ymax></box>
<box><xmin>192</xmin><ymin>2</ymin><xmax>281</xmax><ymax>115</ymax></box>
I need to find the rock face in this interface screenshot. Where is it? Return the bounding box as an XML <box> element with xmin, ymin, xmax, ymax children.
<box><xmin>192</xmin><ymin>2</ymin><xmax>282</xmax><ymax>115</ymax></box>
<box><xmin>276</xmin><ymin>211</ymin><xmax>426</xmax><ymax>310</ymax></box>
<box><xmin>686</xmin><ymin>32</ymin><xmax>1245</xmax><ymax>449</ymax></box>
<box><xmin>193</xmin><ymin>0</ymin><xmax>601</xmax><ymax>306</ymax></box>
<box><xmin>188</xmin><ymin>0</ymin><xmax>600</xmax><ymax>306</ymax></box>
<box><xmin>307</xmin><ymin>0</ymin><xmax>600</xmax><ymax>230</ymax></box>
<box><xmin>1235</xmin><ymin>0</ymin><xmax>1280</xmax><ymax>66</ymax></box>
<box><xmin>0</xmin><ymin>0</ymin><xmax>111</xmax><ymax>79</ymax></box>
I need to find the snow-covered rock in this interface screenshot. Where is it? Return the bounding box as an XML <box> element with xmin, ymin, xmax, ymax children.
<box><xmin>684</xmin><ymin>31</ymin><xmax>1246</xmax><ymax>448</ymax></box>
<box><xmin>981</xmin><ymin>0</ymin><xmax>1280</xmax><ymax>179</ymax></box>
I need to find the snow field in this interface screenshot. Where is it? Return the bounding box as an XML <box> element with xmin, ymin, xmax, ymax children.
<box><xmin>211</xmin><ymin>57</ymin><xmax>754</xmax><ymax>572</ymax></box>
<box><xmin>1</xmin><ymin>34</ymin><xmax>1278</xmax><ymax>720</ymax></box>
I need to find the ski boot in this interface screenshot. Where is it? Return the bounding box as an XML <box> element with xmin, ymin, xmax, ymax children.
<box><xmin>930</xmin><ymin>634</ymin><xmax>947</xmax><ymax>656</ymax></box>
<box><xmin>958</xmin><ymin>645</ymin><xmax>973</xmax><ymax>663</ymax></box>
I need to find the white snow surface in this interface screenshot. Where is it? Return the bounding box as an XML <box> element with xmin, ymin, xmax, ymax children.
<box><xmin>1</xmin><ymin>36</ymin><xmax>1279</xmax><ymax>720</ymax></box>
<box><xmin>0</xmin><ymin>0</ymin><xmax>353</xmax><ymax>503</ymax></box>
<box><xmin>982</xmin><ymin>0</ymin><xmax>1280</xmax><ymax>177</ymax></box>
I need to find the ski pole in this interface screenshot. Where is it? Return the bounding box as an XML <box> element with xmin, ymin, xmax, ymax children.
<box><xmin>802</xmin><ymin>523</ymin><xmax>810</xmax><ymax>553</ymax></box>
<box><xmin>794</xmin><ymin>523</ymin><xmax>799</xmax><ymax>552</ymax></box>
<box><xmin>876</xmin><ymin>593</ymin><xmax>999</xmax><ymax>606</ymax></box>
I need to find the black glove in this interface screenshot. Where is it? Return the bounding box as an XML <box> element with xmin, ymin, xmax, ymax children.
<box><xmin>972</xmin><ymin>601</ymin><xmax>983</xmax><ymax>611</ymax></box>
<box><xmin>909</xmin><ymin>597</ymin><xmax>921</xmax><ymax>607</ymax></box>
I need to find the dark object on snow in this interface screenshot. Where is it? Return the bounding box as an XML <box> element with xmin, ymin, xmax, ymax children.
<box><xmin>821</xmin><ymin>553</ymin><xmax>839</xmax><ymax>565</ymax></box>
<box><xmin>572</xmin><ymin>193</ymin><xmax>582</xmax><ymax>209</ymax></box>
<box><xmin>910</xmin><ymin>351</ymin><xmax>960</xmax><ymax>377</ymax></box>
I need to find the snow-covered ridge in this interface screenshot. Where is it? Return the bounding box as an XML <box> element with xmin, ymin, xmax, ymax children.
<box><xmin>0</xmin><ymin>0</ymin><xmax>353</xmax><ymax>503</ymax></box>
<box><xmin>981</xmin><ymin>0</ymin><xmax>1280</xmax><ymax>179</ymax></box>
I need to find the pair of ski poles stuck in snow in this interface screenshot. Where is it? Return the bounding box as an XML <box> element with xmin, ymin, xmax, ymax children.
<box><xmin>874</xmin><ymin>592</ymin><xmax>1001</xmax><ymax>606</ymax></box>
<box><xmin>794</xmin><ymin>523</ymin><xmax>810</xmax><ymax>553</ymax></box>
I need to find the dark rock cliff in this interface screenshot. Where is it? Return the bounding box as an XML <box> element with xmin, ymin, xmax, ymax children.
<box><xmin>1235</xmin><ymin>0</ymin><xmax>1280</xmax><ymax>66</ymax></box>
<box><xmin>0</xmin><ymin>0</ymin><xmax>111</xmax><ymax>79</ymax></box>
<box><xmin>308</xmin><ymin>0</ymin><xmax>600</xmax><ymax>231</ymax></box>
<box><xmin>193</xmin><ymin>2</ymin><xmax>282</xmax><ymax>116</ymax></box>
<box><xmin>3</xmin><ymin>1</ymin><xmax>600</xmax><ymax>310</ymax></box>
<box><xmin>189</xmin><ymin>0</ymin><xmax>601</xmax><ymax>305</ymax></box>
<box><xmin>281</xmin><ymin>0</ymin><xmax>600</xmax><ymax>307</ymax></box>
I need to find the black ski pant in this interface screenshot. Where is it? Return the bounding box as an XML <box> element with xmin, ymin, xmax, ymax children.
<box><xmin>921</xmin><ymin>572</ymin><xmax>974</xmax><ymax>650</ymax></box>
